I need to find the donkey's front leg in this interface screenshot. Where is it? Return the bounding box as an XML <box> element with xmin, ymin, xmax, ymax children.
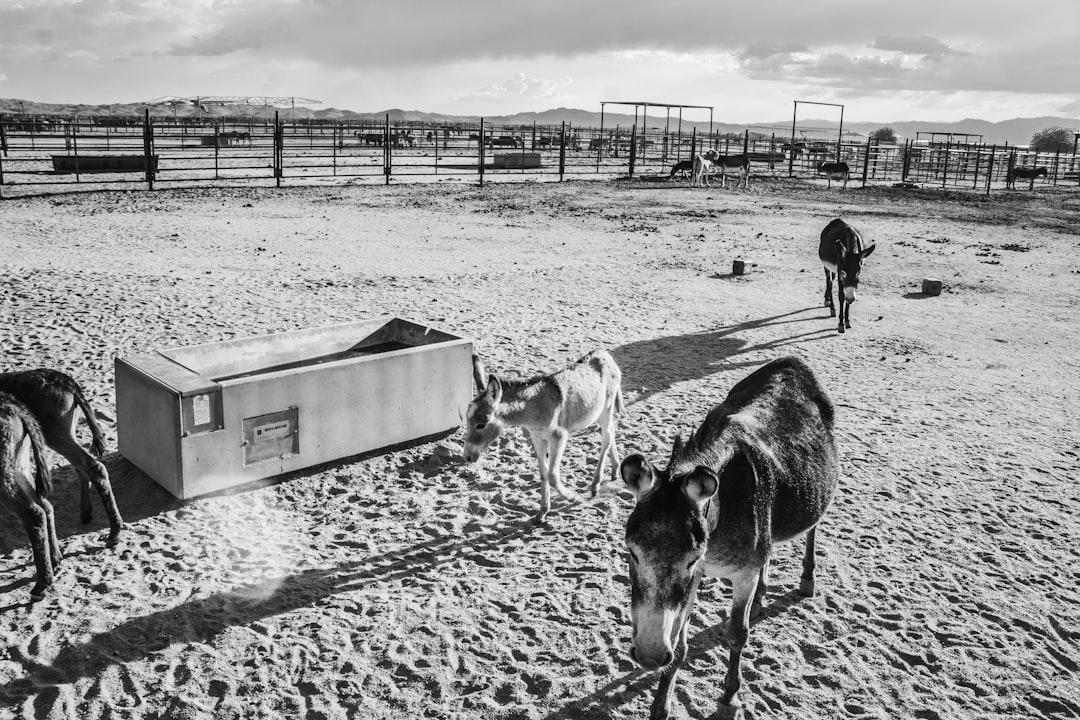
<box><xmin>589</xmin><ymin>409</ymin><xmax>620</xmax><ymax>497</ymax></box>
<box><xmin>719</xmin><ymin>568</ymin><xmax>761</xmax><ymax>717</ymax></box>
<box><xmin>823</xmin><ymin>268</ymin><xmax>835</xmax><ymax>316</ymax></box>
<box><xmin>545</xmin><ymin>429</ymin><xmax>579</xmax><ymax>503</ymax></box>
<box><xmin>526</xmin><ymin>430</ymin><xmax>552</xmax><ymax>522</ymax></box>
<box><xmin>800</xmin><ymin>526</ymin><xmax>819</xmax><ymax>597</ymax></box>
<box><xmin>836</xmin><ymin>279</ymin><xmax>847</xmax><ymax>333</ymax></box>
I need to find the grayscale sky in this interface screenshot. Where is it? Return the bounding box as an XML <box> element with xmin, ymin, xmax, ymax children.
<box><xmin>1</xmin><ymin>0</ymin><xmax>1077</xmax><ymax>123</ymax></box>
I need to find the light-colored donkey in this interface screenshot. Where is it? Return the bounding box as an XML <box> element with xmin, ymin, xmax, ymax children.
<box><xmin>464</xmin><ymin>350</ymin><xmax>624</xmax><ymax>522</ymax></box>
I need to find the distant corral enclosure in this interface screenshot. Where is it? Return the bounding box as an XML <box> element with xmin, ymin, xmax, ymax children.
<box><xmin>1</xmin><ymin>112</ymin><xmax>1077</xmax><ymax>197</ymax></box>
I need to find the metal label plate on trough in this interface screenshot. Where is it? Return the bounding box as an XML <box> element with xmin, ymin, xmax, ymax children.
<box><xmin>181</xmin><ymin>391</ymin><xmax>223</xmax><ymax>436</ymax></box>
<box><xmin>243</xmin><ymin>407</ymin><xmax>299</xmax><ymax>466</ymax></box>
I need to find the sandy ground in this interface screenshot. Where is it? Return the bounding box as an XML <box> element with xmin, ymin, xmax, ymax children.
<box><xmin>1</xmin><ymin>176</ymin><xmax>1078</xmax><ymax>720</ymax></box>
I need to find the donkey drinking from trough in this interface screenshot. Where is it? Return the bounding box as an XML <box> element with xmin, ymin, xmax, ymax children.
<box><xmin>0</xmin><ymin>369</ymin><xmax>124</xmax><ymax>544</ymax></box>
<box><xmin>621</xmin><ymin>356</ymin><xmax>839</xmax><ymax>718</ymax></box>
<box><xmin>464</xmin><ymin>350</ymin><xmax>624</xmax><ymax>522</ymax></box>
<box><xmin>0</xmin><ymin>392</ymin><xmax>62</xmax><ymax>601</ymax></box>
<box><xmin>819</xmin><ymin>218</ymin><xmax>876</xmax><ymax>334</ymax></box>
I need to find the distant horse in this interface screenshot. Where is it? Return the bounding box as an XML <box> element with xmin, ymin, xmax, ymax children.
<box><xmin>356</xmin><ymin>131</ymin><xmax>383</xmax><ymax>146</ymax></box>
<box><xmin>1006</xmin><ymin>166</ymin><xmax>1047</xmax><ymax>189</ymax></box>
<box><xmin>817</xmin><ymin>161</ymin><xmax>851</xmax><ymax>189</ymax></box>
<box><xmin>668</xmin><ymin>159</ymin><xmax>694</xmax><ymax>181</ymax></box>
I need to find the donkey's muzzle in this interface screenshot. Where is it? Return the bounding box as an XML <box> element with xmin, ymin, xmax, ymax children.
<box><xmin>630</xmin><ymin>645</ymin><xmax>674</xmax><ymax>671</ymax></box>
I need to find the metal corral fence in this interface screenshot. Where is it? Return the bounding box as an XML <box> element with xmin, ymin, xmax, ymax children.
<box><xmin>2</xmin><ymin>111</ymin><xmax>1078</xmax><ymax>197</ymax></box>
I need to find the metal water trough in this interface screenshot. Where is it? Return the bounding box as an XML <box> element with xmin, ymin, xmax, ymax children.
<box><xmin>115</xmin><ymin>317</ymin><xmax>473</xmax><ymax>499</ymax></box>
<box><xmin>51</xmin><ymin>154</ymin><xmax>159</xmax><ymax>173</ymax></box>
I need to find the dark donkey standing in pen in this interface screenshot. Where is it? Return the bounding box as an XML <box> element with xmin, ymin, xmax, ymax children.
<box><xmin>0</xmin><ymin>392</ymin><xmax>62</xmax><ymax>601</ymax></box>
<box><xmin>621</xmin><ymin>356</ymin><xmax>839</xmax><ymax>718</ymax></box>
<box><xmin>819</xmin><ymin>217</ymin><xmax>876</xmax><ymax>334</ymax></box>
<box><xmin>0</xmin><ymin>369</ymin><xmax>124</xmax><ymax>544</ymax></box>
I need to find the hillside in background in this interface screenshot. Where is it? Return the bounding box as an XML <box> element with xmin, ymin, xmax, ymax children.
<box><xmin>1</xmin><ymin>97</ymin><xmax>1076</xmax><ymax>147</ymax></box>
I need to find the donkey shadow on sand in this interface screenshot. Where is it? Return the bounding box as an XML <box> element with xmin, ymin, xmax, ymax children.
<box><xmin>0</xmin><ymin>451</ymin><xmax>180</xmax><ymax>547</ymax></box>
<box><xmin>0</xmin><ymin>508</ymin><xmax>549</xmax><ymax>712</ymax></box>
<box><xmin>540</xmin><ymin>588</ymin><xmax>811</xmax><ymax>720</ymax></box>
<box><xmin>612</xmin><ymin>307</ymin><xmax>834</xmax><ymax>408</ymax></box>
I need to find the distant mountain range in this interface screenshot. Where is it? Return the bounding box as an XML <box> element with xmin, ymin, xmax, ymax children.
<box><xmin>2</xmin><ymin>97</ymin><xmax>1076</xmax><ymax>147</ymax></box>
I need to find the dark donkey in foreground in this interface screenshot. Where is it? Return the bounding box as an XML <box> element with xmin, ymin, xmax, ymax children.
<box><xmin>0</xmin><ymin>369</ymin><xmax>123</xmax><ymax>544</ymax></box>
<box><xmin>819</xmin><ymin>217</ymin><xmax>876</xmax><ymax>333</ymax></box>
<box><xmin>0</xmin><ymin>393</ymin><xmax>62</xmax><ymax>601</ymax></box>
<box><xmin>621</xmin><ymin>356</ymin><xmax>839</xmax><ymax>718</ymax></box>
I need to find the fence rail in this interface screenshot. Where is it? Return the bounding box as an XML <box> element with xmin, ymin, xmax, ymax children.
<box><xmin>2</xmin><ymin>111</ymin><xmax>1077</xmax><ymax>197</ymax></box>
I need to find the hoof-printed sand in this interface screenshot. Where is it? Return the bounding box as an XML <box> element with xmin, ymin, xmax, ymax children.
<box><xmin>1</xmin><ymin>178</ymin><xmax>1078</xmax><ymax>719</ymax></box>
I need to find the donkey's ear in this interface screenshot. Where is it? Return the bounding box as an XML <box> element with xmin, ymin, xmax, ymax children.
<box><xmin>471</xmin><ymin>354</ymin><xmax>487</xmax><ymax>393</ymax></box>
<box><xmin>621</xmin><ymin>454</ymin><xmax>657</xmax><ymax>500</ymax></box>
<box><xmin>862</xmin><ymin>243</ymin><xmax>876</xmax><ymax>258</ymax></box>
<box><xmin>683</xmin><ymin>466</ymin><xmax>718</xmax><ymax>510</ymax></box>
<box><xmin>668</xmin><ymin>435</ymin><xmax>685</xmax><ymax>466</ymax></box>
<box><xmin>485</xmin><ymin>374</ymin><xmax>502</xmax><ymax>403</ymax></box>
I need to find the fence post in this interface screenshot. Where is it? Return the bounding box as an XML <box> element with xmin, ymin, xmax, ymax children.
<box><xmin>384</xmin><ymin>114</ymin><xmax>391</xmax><ymax>186</ymax></box>
<box><xmin>971</xmin><ymin>143</ymin><xmax>982</xmax><ymax>189</ymax></box>
<box><xmin>0</xmin><ymin>113</ymin><xmax>7</xmax><ymax>156</ymax></box>
<box><xmin>901</xmin><ymin>140</ymin><xmax>910</xmax><ymax>184</ymax></box>
<box><xmin>274</xmin><ymin>111</ymin><xmax>283</xmax><ymax>188</ymax></box>
<box><xmin>628</xmin><ymin>124</ymin><xmax>637</xmax><ymax>178</ymax></box>
<box><xmin>985</xmin><ymin>145</ymin><xmax>996</xmax><ymax>197</ymax></box>
<box><xmin>558</xmin><ymin>121</ymin><xmax>566</xmax><ymax>181</ymax></box>
<box><xmin>941</xmin><ymin>140</ymin><xmax>950</xmax><ymax>188</ymax></box>
<box><xmin>479</xmin><ymin>117</ymin><xmax>485</xmax><ymax>187</ymax></box>
<box><xmin>1052</xmin><ymin>146</ymin><xmax>1060</xmax><ymax>186</ymax></box>
<box><xmin>143</xmin><ymin>109</ymin><xmax>155</xmax><ymax>190</ymax></box>
<box><xmin>768</xmin><ymin>133</ymin><xmax>775</xmax><ymax>171</ymax></box>
<box><xmin>861</xmin><ymin>136</ymin><xmax>871</xmax><ymax>188</ymax></box>
<box><xmin>213</xmin><ymin>119</ymin><xmax>220</xmax><ymax>180</ymax></box>
<box><xmin>743</xmin><ymin>129</ymin><xmax>749</xmax><ymax>155</ymax></box>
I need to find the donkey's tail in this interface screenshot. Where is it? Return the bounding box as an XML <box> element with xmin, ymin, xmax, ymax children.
<box><xmin>28</xmin><ymin>418</ymin><xmax>53</xmax><ymax>498</ymax></box>
<box><xmin>70</xmin><ymin>380</ymin><xmax>106</xmax><ymax>458</ymax></box>
<box><xmin>615</xmin><ymin>387</ymin><xmax>626</xmax><ymax>415</ymax></box>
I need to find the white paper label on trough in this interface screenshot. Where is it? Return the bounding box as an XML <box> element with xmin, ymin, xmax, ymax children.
<box><xmin>193</xmin><ymin>394</ymin><xmax>211</xmax><ymax>426</ymax></box>
<box><xmin>254</xmin><ymin>420</ymin><xmax>292</xmax><ymax>441</ymax></box>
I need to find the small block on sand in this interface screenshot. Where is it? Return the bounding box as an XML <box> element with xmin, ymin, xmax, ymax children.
<box><xmin>921</xmin><ymin>278</ymin><xmax>942</xmax><ymax>296</ymax></box>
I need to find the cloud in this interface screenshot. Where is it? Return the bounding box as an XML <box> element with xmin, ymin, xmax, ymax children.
<box><xmin>0</xmin><ymin>0</ymin><xmax>1076</xmax><ymax>114</ymax></box>
<box><xmin>476</xmin><ymin>72</ymin><xmax>571</xmax><ymax>100</ymax></box>
<box><xmin>1059</xmin><ymin>99</ymin><xmax>1080</xmax><ymax>116</ymax></box>
<box><xmin>869</xmin><ymin>34</ymin><xmax>964</xmax><ymax>60</ymax></box>
<box><xmin>737</xmin><ymin>43</ymin><xmax>810</xmax><ymax>61</ymax></box>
